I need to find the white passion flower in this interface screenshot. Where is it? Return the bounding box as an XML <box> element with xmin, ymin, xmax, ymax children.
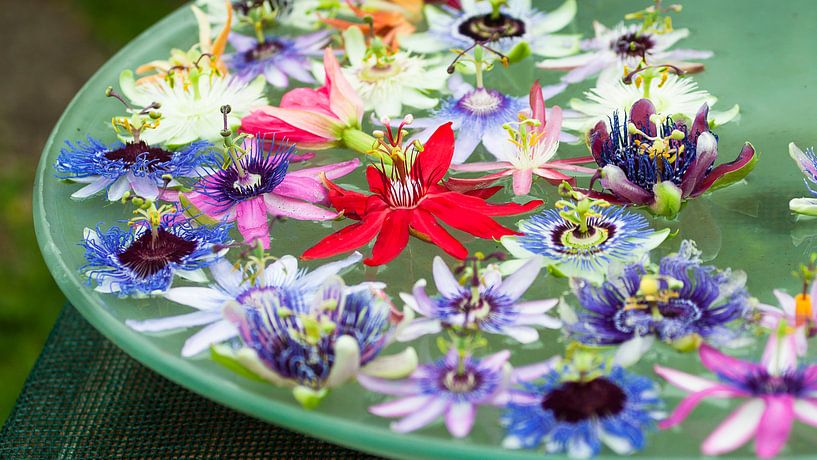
<box><xmin>338</xmin><ymin>28</ymin><xmax>449</xmax><ymax>118</ymax></box>
<box><xmin>563</xmin><ymin>73</ymin><xmax>740</xmax><ymax>135</ymax></box>
<box><xmin>119</xmin><ymin>70</ymin><xmax>267</xmax><ymax>146</ymax></box>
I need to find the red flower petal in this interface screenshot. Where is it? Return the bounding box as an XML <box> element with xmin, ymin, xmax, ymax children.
<box><xmin>409</xmin><ymin>209</ymin><xmax>468</xmax><ymax>260</ymax></box>
<box><xmin>366</xmin><ymin>165</ymin><xmax>389</xmax><ymax>197</ymax></box>
<box><xmin>691</xmin><ymin>143</ymin><xmax>757</xmax><ymax>197</ymax></box>
<box><xmin>364</xmin><ymin>209</ymin><xmax>411</xmax><ymax>266</ymax></box>
<box><xmin>418</xmin><ymin>122</ymin><xmax>455</xmax><ymax>186</ymax></box>
<box><xmin>421</xmin><ymin>197</ymin><xmax>520</xmax><ymax>239</ymax></box>
<box><xmin>302</xmin><ymin>211</ymin><xmax>387</xmax><ymax>260</ymax></box>
<box><xmin>323</xmin><ymin>174</ymin><xmax>369</xmax><ymax>219</ymax></box>
<box><xmin>429</xmin><ymin>191</ymin><xmax>542</xmax><ymax>217</ymax></box>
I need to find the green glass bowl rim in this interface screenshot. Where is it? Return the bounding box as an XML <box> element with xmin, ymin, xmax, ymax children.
<box><xmin>31</xmin><ymin>4</ymin><xmax>803</xmax><ymax>460</ymax></box>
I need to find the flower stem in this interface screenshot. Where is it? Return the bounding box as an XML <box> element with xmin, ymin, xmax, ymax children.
<box><xmin>342</xmin><ymin>128</ymin><xmax>379</xmax><ymax>157</ymax></box>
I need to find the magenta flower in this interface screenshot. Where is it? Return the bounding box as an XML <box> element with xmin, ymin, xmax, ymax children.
<box><xmin>449</xmin><ymin>81</ymin><xmax>594</xmax><ymax>196</ymax></box>
<box><xmin>655</xmin><ymin>333</ymin><xmax>817</xmax><ymax>459</ymax></box>
<box><xmin>186</xmin><ymin>138</ymin><xmax>359</xmax><ymax>249</ymax></box>
<box><xmin>358</xmin><ymin>350</ymin><xmax>558</xmax><ymax>438</ymax></box>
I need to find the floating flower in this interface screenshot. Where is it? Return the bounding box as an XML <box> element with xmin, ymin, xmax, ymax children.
<box><xmin>538</xmin><ymin>21</ymin><xmax>712</xmax><ymax>85</ymax></box>
<box><xmin>757</xmin><ymin>258</ymin><xmax>817</xmax><ymax>357</ymax></box>
<box><xmin>221</xmin><ymin>276</ymin><xmax>417</xmax><ymax>408</ymax></box>
<box><xmin>564</xmin><ymin>70</ymin><xmax>739</xmax><ymax>135</ymax></box>
<box><xmin>127</xmin><ymin>252</ymin><xmax>367</xmax><ymax>357</ymax></box>
<box><xmin>588</xmin><ymin>99</ymin><xmax>757</xmax><ymax>218</ymax></box>
<box><xmin>449</xmin><ymin>81</ymin><xmax>594</xmax><ymax>194</ymax></box>
<box><xmin>359</xmin><ymin>349</ymin><xmax>559</xmax><ymax>437</ymax></box>
<box><xmin>338</xmin><ymin>28</ymin><xmax>449</xmax><ymax>118</ymax></box>
<box><xmin>224</xmin><ymin>30</ymin><xmax>330</xmax><ymax>88</ymax></box>
<box><xmin>502</xmin><ymin>360</ymin><xmax>663</xmax><ymax>458</ymax></box>
<box><xmin>81</xmin><ymin>204</ymin><xmax>231</xmax><ymax>297</ymax></box>
<box><xmin>397</xmin><ymin>256</ymin><xmax>560</xmax><ymax>343</ymax></box>
<box><xmin>788</xmin><ymin>143</ymin><xmax>817</xmax><ymax>216</ymax></box>
<box><xmin>655</xmin><ymin>332</ymin><xmax>817</xmax><ymax>459</ymax></box>
<box><xmin>570</xmin><ymin>240</ymin><xmax>750</xmax><ymax>358</ymax></box>
<box><xmin>240</xmin><ymin>48</ymin><xmax>375</xmax><ymax>153</ymax></box>
<box><xmin>136</xmin><ymin>3</ymin><xmax>232</xmax><ymax>84</ymax></box>
<box><xmin>403</xmin><ymin>0</ymin><xmax>579</xmax><ymax>59</ymax></box>
<box><xmin>186</xmin><ymin>133</ymin><xmax>359</xmax><ymax>249</ymax></box>
<box><xmin>302</xmin><ymin>121</ymin><xmax>542</xmax><ymax>266</ymax></box>
<box><xmin>501</xmin><ymin>183</ymin><xmax>669</xmax><ymax>285</ymax></box>
<box><xmin>119</xmin><ymin>69</ymin><xmax>267</xmax><ymax>146</ymax></box>
<box><xmin>322</xmin><ymin>0</ymin><xmax>419</xmax><ymax>50</ymax></box>
<box><xmin>55</xmin><ymin>137</ymin><xmax>212</xmax><ymax>201</ymax></box>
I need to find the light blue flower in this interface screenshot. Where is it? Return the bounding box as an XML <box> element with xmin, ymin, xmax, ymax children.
<box><xmin>224</xmin><ymin>31</ymin><xmax>330</xmax><ymax>88</ymax></box>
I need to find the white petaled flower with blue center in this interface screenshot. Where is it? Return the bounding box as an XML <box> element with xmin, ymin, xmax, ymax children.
<box><xmin>502</xmin><ymin>364</ymin><xmax>663</xmax><ymax>458</ymax></box>
<box><xmin>789</xmin><ymin>143</ymin><xmax>817</xmax><ymax>216</ymax></box>
<box><xmin>55</xmin><ymin>138</ymin><xmax>214</xmax><ymax>201</ymax></box>
<box><xmin>563</xmin><ymin>73</ymin><xmax>740</xmax><ymax>135</ymax></box>
<box><xmin>538</xmin><ymin>21</ymin><xmax>713</xmax><ymax>85</ymax></box>
<box><xmin>126</xmin><ymin>252</ymin><xmax>377</xmax><ymax>358</ymax></box>
<box><xmin>118</xmin><ymin>70</ymin><xmax>267</xmax><ymax>146</ymax></box>
<box><xmin>403</xmin><ymin>0</ymin><xmax>579</xmax><ymax>59</ymax></box>
<box><xmin>224</xmin><ymin>30</ymin><xmax>330</xmax><ymax>88</ymax></box>
<box><xmin>81</xmin><ymin>215</ymin><xmax>231</xmax><ymax>298</ymax></box>
<box><xmin>502</xmin><ymin>204</ymin><xmax>669</xmax><ymax>285</ymax></box>
<box><xmin>397</xmin><ymin>256</ymin><xmax>561</xmax><ymax>344</ymax></box>
<box><xmin>221</xmin><ymin>275</ymin><xmax>418</xmax><ymax>408</ymax></box>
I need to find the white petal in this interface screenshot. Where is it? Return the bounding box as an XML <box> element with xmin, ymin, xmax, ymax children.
<box><xmin>360</xmin><ymin>347</ymin><xmax>418</xmax><ymax>379</ymax></box>
<box><xmin>164</xmin><ymin>287</ymin><xmax>229</xmax><ymax>311</ymax></box>
<box><xmin>181</xmin><ymin>320</ymin><xmax>238</xmax><ymax>357</ymax></box>
<box><xmin>71</xmin><ymin>177</ymin><xmax>113</xmax><ymax>199</ymax></box>
<box><xmin>653</xmin><ymin>365</ymin><xmax>718</xmax><ymax>393</ymax></box>
<box><xmin>390</xmin><ymin>397</ymin><xmax>449</xmax><ymax>433</ymax></box>
<box><xmin>793</xmin><ymin>399</ymin><xmax>817</xmax><ymax>427</ymax></box>
<box><xmin>432</xmin><ymin>256</ymin><xmax>460</xmax><ymax>297</ymax></box>
<box><xmin>325</xmin><ymin>335</ymin><xmax>360</xmax><ymax>388</ymax></box>
<box><xmin>497</xmin><ymin>256</ymin><xmax>543</xmax><ymax>300</ymax></box>
<box><xmin>126</xmin><ymin>310</ymin><xmax>221</xmax><ymax>332</ymax></box>
<box><xmin>396</xmin><ymin>319</ymin><xmax>443</xmax><ymax>342</ymax></box>
<box><xmin>500</xmin><ymin>325</ymin><xmax>539</xmax><ymax>344</ymax></box>
<box><xmin>613</xmin><ymin>335</ymin><xmax>654</xmax><ymax>367</ymax></box>
<box><xmin>701</xmin><ymin>399</ymin><xmax>764</xmax><ymax>456</ymax></box>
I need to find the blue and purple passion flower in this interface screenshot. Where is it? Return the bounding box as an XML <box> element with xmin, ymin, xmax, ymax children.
<box><xmin>224</xmin><ymin>30</ymin><xmax>330</xmax><ymax>88</ymax></box>
<box><xmin>55</xmin><ymin>137</ymin><xmax>213</xmax><ymax>201</ymax></box>
<box><xmin>588</xmin><ymin>99</ymin><xmax>756</xmax><ymax>218</ymax></box>
<box><xmin>569</xmin><ymin>240</ymin><xmax>752</xmax><ymax>351</ymax></box>
<box><xmin>81</xmin><ymin>213</ymin><xmax>231</xmax><ymax>297</ymax></box>
<box><xmin>502</xmin><ymin>363</ymin><xmax>663</xmax><ymax>458</ymax></box>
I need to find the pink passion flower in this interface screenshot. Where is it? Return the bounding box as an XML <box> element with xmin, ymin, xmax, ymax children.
<box><xmin>240</xmin><ymin>48</ymin><xmax>375</xmax><ymax>154</ymax></box>
<box><xmin>185</xmin><ymin>137</ymin><xmax>359</xmax><ymax>249</ymax></box>
<box><xmin>655</xmin><ymin>333</ymin><xmax>817</xmax><ymax>459</ymax></box>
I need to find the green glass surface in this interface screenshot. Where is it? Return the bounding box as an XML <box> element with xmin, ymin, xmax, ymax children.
<box><xmin>33</xmin><ymin>1</ymin><xmax>817</xmax><ymax>458</ymax></box>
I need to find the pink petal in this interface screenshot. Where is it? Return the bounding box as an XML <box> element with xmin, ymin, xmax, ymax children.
<box><xmin>432</xmin><ymin>256</ymin><xmax>461</xmax><ymax>297</ymax></box>
<box><xmin>512</xmin><ymin>356</ymin><xmax>560</xmax><ymax>383</ymax></box>
<box><xmin>185</xmin><ymin>191</ymin><xmax>229</xmax><ymax>220</ymax></box>
<box><xmin>497</xmin><ymin>257</ymin><xmax>542</xmax><ymax>300</ymax></box>
<box><xmin>356</xmin><ymin>374</ymin><xmax>421</xmax><ymax>397</ymax></box>
<box><xmin>660</xmin><ymin>385</ymin><xmax>746</xmax><ymax>429</ymax></box>
<box><xmin>263</xmin><ymin>193</ymin><xmax>337</xmax><ymax>221</ymax></box>
<box><xmin>449</xmin><ymin>161</ymin><xmax>512</xmax><ymax>172</ymax></box>
<box><xmin>773</xmin><ymin>289</ymin><xmax>796</xmax><ymax>317</ymax></box>
<box><xmin>480</xmin><ymin>350</ymin><xmax>511</xmax><ymax>373</ymax></box>
<box><xmin>512</xmin><ymin>169</ymin><xmax>534</xmax><ymax>196</ymax></box>
<box><xmin>654</xmin><ymin>365</ymin><xmax>719</xmax><ymax>393</ymax></box>
<box><xmin>699</xmin><ymin>343</ymin><xmax>760</xmax><ymax>381</ymax></box>
<box><xmin>701</xmin><ymin>398</ymin><xmax>764</xmax><ymax>456</ymax></box>
<box><xmin>370</xmin><ymin>394</ymin><xmax>433</xmax><ymax>417</ymax></box>
<box><xmin>323</xmin><ymin>48</ymin><xmax>363</xmax><ymax>124</ymax></box>
<box><xmin>246</xmin><ymin>106</ymin><xmax>339</xmax><ymax>140</ymax></box>
<box><xmin>755</xmin><ymin>396</ymin><xmax>795</xmax><ymax>459</ymax></box>
<box><xmin>288</xmin><ymin>158</ymin><xmax>360</xmax><ymax>180</ymax></box>
<box><xmin>274</xmin><ymin>176</ymin><xmax>327</xmax><ymax>204</ymax></box>
<box><xmin>445</xmin><ymin>403</ymin><xmax>476</xmax><ymax>438</ymax></box>
<box><xmin>236</xmin><ymin>197</ymin><xmax>270</xmax><ymax>249</ymax></box>
<box><xmin>395</xmin><ymin>318</ymin><xmax>442</xmax><ymax>342</ymax></box>
<box><xmin>390</xmin><ymin>397</ymin><xmax>449</xmax><ymax>433</ymax></box>
<box><xmin>542</xmin><ymin>106</ymin><xmax>563</xmax><ymax>149</ymax></box>
<box><xmin>600</xmin><ymin>164</ymin><xmax>653</xmax><ymax>204</ymax></box>
<box><xmin>793</xmin><ymin>399</ymin><xmax>817</xmax><ymax>427</ymax></box>
<box><xmin>280</xmin><ymin>87</ymin><xmax>334</xmax><ymax>116</ymax></box>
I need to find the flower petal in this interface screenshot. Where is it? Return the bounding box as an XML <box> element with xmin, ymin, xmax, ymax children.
<box><xmin>302</xmin><ymin>211</ymin><xmax>387</xmax><ymax>260</ymax></box>
<box><xmin>357</xmin><ymin>374</ymin><xmax>420</xmax><ymax>396</ymax></box>
<box><xmin>654</xmin><ymin>365</ymin><xmax>719</xmax><ymax>393</ymax></box>
<box><xmin>699</xmin><ymin>343</ymin><xmax>759</xmax><ymax>382</ymax></box>
<box><xmin>497</xmin><ymin>256</ymin><xmax>543</xmax><ymax>300</ymax></box>
<box><xmin>409</xmin><ymin>209</ymin><xmax>468</xmax><ymax>260</ymax></box>
<box><xmin>418</xmin><ymin>122</ymin><xmax>455</xmax><ymax>186</ymax></box>
<box><xmin>263</xmin><ymin>192</ymin><xmax>337</xmax><ymax>221</ymax></box>
<box><xmin>660</xmin><ymin>385</ymin><xmax>745</xmax><ymax>429</ymax></box>
<box><xmin>680</xmin><ymin>131</ymin><xmax>718</xmax><ymax>197</ymax></box>
<box><xmin>236</xmin><ymin>197</ymin><xmax>270</xmax><ymax>249</ymax></box>
<box><xmin>793</xmin><ymin>399</ymin><xmax>817</xmax><ymax>427</ymax></box>
<box><xmin>755</xmin><ymin>396</ymin><xmax>795</xmax><ymax>459</ymax></box>
<box><xmin>369</xmin><ymin>394</ymin><xmax>433</xmax><ymax>418</ymax></box>
<box><xmin>181</xmin><ymin>320</ymin><xmax>238</xmax><ymax>357</ymax></box>
<box><xmin>163</xmin><ymin>287</ymin><xmax>230</xmax><ymax>311</ymax></box>
<box><xmin>323</xmin><ymin>48</ymin><xmax>363</xmax><ymax>124</ymax></box>
<box><xmin>126</xmin><ymin>310</ymin><xmax>222</xmax><ymax>333</ymax></box>
<box><xmin>389</xmin><ymin>397</ymin><xmax>449</xmax><ymax>433</ymax></box>
<box><xmin>601</xmin><ymin>165</ymin><xmax>653</xmax><ymax>205</ymax></box>
<box><xmin>445</xmin><ymin>403</ymin><xmax>476</xmax><ymax>438</ymax></box>
<box><xmin>396</xmin><ymin>318</ymin><xmax>443</xmax><ymax>341</ymax></box>
<box><xmin>692</xmin><ymin>143</ymin><xmax>757</xmax><ymax>197</ymax></box>
<box><xmin>325</xmin><ymin>335</ymin><xmax>360</xmax><ymax>388</ymax></box>
<box><xmin>701</xmin><ymin>398</ymin><xmax>764</xmax><ymax>457</ymax></box>
<box><xmin>364</xmin><ymin>209</ymin><xmax>411</xmax><ymax>266</ymax></box>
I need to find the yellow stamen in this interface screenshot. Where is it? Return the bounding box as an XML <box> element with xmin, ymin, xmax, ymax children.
<box><xmin>795</xmin><ymin>293</ymin><xmax>812</xmax><ymax>327</ymax></box>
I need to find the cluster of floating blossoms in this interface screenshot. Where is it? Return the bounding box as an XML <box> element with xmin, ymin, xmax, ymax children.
<box><xmin>56</xmin><ymin>0</ymin><xmax>817</xmax><ymax>457</ymax></box>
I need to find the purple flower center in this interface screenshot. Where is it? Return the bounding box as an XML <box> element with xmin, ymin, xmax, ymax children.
<box><xmin>458</xmin><ymin>13</ymin><xmax>526</xmax><ymax>42</ymax></box>
<box><xmin>542</xmin><ymin>377</ymin><xmax>627</xmax><ymax>423</ymax></box>
<box><xmin>105</xmin><ymin>141</ymin><xmax>173</xmax><ymax>170</ymax></box>
<box><xmin>740</xmin><ymin>369</ymin><xmax>810</xmax><ymax>396</ymax></box>
<box><xmin>612</xmin><ymin>32</ymin><xmax>655</xmax><ymax>59</ymax></box>
<box><xmin>458</xmin><ymin>88</ymin><xmax>505</xmax><ymax>115</ymax></box>
<box><xmin>613</xmin><ymin>297</ymin><xmax>702</xmax><ymax>340</ymax></box>
<box><xmin>421</xmin><ymin>358</ymin><xmax>502</xmax><ymax>402</ymax></box>
<box><xmin>247</xmin><ymin>39</ymin><xmax>285</xmax><ymax>62</ymax></box>
<box><xmin>436</xmin><ymin>287</ymin><xmax>515</xmax><ymax>331</ymax></box>
<box><xmin>442</xmin><ymin>369</ymin><xmax>482</xmax><ymax>393</ymax></box>
<box><xmin>117</xmin><ymin>229</ymin><xmax>197</xmax><ymax>278</ymax></box>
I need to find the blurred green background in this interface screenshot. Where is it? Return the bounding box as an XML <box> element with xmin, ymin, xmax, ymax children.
<box><xmin>0</xmin><ymin>0</ymin><xmax>184</xmax><ymax>423</ymax></box>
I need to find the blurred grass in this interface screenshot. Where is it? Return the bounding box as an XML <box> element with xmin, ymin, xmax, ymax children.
<box><xmin>0</xmin><ymin>0</ymin><xmax>183</xmax><ymax>423</ymax></box>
